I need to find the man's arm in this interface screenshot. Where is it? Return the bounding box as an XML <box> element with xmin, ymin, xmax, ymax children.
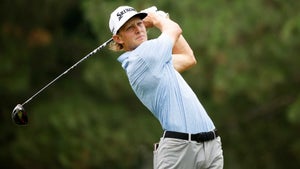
<box><xmin>143</xmin><ymin>12</ymin><xmax>182</xmax><ymax>46</ymax></box>
<box><xmin>143</xmin><ymin>12</ymin><xmax>196</xmax><ymax>73</ymax></box>
<box><xmin>172</xmin><ymin>35</ymin><xmax>197</xmax><ymax>73</ymax></box>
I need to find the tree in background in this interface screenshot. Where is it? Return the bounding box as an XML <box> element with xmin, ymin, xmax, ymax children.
<box><xmin>0</xmin><ymin>0</ymin><xmax>299</xmax><ymax>168</ymax></box>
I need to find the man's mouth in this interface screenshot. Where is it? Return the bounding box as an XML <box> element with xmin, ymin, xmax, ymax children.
<box><xmin>136</xmin><ymin>35</ymin><xmax>145</xmax><ymax>41</ymax></box>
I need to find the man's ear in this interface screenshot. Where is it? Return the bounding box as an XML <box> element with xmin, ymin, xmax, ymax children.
<box><xmin>112</xmin><ymin>35</ymin><xmax>124</xmax><ymax>44</ymax></box>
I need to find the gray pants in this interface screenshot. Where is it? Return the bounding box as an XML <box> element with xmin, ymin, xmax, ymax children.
<box><xmin>153</xmin><ymin>137</ymin><xmax>223</xmax><ymax>169</ymax></box>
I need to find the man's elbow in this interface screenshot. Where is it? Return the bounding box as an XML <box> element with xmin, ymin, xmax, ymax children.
<box><xmin>179</xmin><ymin>54</ymin><xmax>197</xmax><ymax>72</ymax></box>
<box><xmin>188</xmin><ymin>52</ymin><xmax>197</xmax><ymax>67</ymax></box>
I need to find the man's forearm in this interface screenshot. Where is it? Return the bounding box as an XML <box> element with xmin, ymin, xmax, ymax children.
<box><xmin>173</xmin><ymin>35</ymin><xmax>194</xmax><ymax>56</ymax></box>
<box><xmin>172</xmin><ymin>35</ymin><xmax>197</xmax><ymax>72</ymax></box>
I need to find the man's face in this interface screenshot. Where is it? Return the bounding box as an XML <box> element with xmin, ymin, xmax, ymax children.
<box><xmin>115</xmin><ymin>16</ymin><xmax>147</xmax><ymax>51</ymax></box>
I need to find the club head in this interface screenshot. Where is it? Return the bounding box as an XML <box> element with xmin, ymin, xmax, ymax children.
<box><xmin>12</xmin><ymin>104</ymin><xmax>28</xmax><ymax>125</ymax></box>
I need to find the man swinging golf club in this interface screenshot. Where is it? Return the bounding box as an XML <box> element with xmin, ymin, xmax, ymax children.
<box><xmin>109</xmin><ymin>5</ymin><xmax>224</xmax><ymax>169</ymax></box>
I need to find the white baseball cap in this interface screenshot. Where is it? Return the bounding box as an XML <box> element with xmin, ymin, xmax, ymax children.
<box><xmin>109</xmin><ymin>6</ymin><xmax>147</xmax><ymax>35</ymax></box>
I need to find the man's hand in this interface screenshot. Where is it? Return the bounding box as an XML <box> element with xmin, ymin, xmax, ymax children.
<box><xmin>141</xmin><ymin>6</ymin><xmax>169</xmax><ymax>28</ymax></box>
<box><xmin>142</xmin><ymin>12</ymin><xmax>156</xmax><ymax>28</ymax></box>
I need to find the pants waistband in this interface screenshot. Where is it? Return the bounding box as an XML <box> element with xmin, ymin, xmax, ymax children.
<box><xmin>163</xmin><ymin>129</ymin><xmax>218</xmax><ymax>142</ymax></box>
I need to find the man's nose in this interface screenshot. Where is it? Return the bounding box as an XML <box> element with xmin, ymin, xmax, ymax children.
<box><xmin>135</xmin><ymin>25</ymin><xmax>142</xmax><ymax>33</ymax></box>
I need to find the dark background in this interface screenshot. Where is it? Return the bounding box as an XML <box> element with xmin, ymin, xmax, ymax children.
<box><xmin>1</xmin><ymin>0</ymin><xmax>299</xmax><ymax>168</ymax></box>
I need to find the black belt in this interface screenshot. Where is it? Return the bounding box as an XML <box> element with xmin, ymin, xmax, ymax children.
<box><xmin>164</xmin><ymin>129</ymin><xmax>219</xmax><ymax>142</ymax></box>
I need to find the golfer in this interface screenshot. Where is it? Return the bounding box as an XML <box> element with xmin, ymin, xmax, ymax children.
<box><xmin>108</xmin><ymin>6</ymin><xmax>224</xmax><ymax>169</ymax></box>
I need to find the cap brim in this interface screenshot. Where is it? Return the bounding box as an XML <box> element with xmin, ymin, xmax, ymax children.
<box><xmin>135</xmin><ymin>12</ymin><xmax>147</xmax><ymax>20</ymax></box>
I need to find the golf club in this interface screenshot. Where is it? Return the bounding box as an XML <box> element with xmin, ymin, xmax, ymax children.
<box><xmin>11</xmin><ymin>38</ymin><xmax>113</xmax><ymax>125</ymax></box>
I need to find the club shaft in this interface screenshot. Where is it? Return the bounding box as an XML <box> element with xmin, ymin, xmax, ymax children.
<box><xmin>22</xmin><ymin>38</ymin><xmax>113</xmax><ymax>106</ymax></box>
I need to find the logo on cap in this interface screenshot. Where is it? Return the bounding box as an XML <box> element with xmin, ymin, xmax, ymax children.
<box><xmin>116</xmin><ymin>7</ymin><xmax>136</xmax><ymax>21</ymax></box>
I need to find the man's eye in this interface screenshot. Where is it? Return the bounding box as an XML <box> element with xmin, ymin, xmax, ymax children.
<box><xmin>126</xmin><ymin>26</ymin><xmax>134</xmax><ymax>31</ymax></box>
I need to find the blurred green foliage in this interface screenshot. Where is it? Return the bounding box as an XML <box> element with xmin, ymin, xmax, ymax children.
<box><xmin>1</xmin><ymin>0</ymin><xmax>299</xmax><ymax>168</ymax></box>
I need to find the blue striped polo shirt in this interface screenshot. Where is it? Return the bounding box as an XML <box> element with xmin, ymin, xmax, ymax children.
<box><xmin>117</xmin><ymin>33</ymin><xmax>215</xmax><ymax>133</ymax></box>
